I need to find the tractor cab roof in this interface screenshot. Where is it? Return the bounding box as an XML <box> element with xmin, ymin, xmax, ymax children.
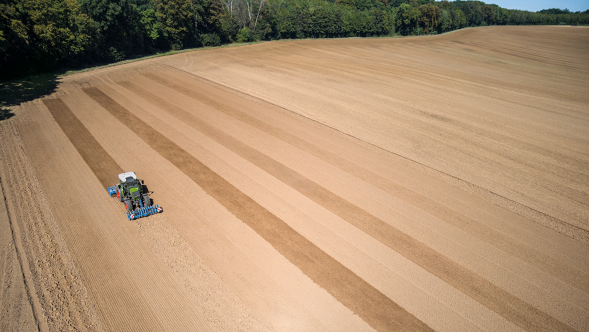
<box><xmin>118</xmin><ymin>172</ymin><xmax>137</xmax><ymax>183</ymax></box>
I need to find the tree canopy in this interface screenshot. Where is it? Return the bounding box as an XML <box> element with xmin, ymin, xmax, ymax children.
<box><xmin>1</xmin><ymin>0</ymin><xmax>588</xmax><ymax>79</ymax></box>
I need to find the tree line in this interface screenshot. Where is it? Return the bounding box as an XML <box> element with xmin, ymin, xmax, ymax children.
<box><xmin>1</xmin><ymin>0</ymin><xmax>588</xmax><ymax>79</ymax></box>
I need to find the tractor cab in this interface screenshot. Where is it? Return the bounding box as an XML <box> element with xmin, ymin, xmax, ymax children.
<box><xmin>117</xmin><ymin>172</ymin><xmax>142</xmax><ymax>201</ymax></box>
<box><xmin>118</xmin><ymin>171</ymin><xmax>137</xmax><ymax>184</ymax></box>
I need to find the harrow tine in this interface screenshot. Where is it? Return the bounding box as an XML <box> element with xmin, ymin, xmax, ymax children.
<box><xmin>123</xmin><ymin>203</ymin><xmax>162</xmax><ymax>221</ymax></box>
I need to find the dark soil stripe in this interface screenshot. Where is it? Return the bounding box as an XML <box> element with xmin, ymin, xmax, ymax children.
<box><xmin>42</xmin><ymin>98</ymin><xmax>123</xmax><ymax>187</ymax></box>
<box><xmin>147</xmin><ymin>71</ymin><xmax>589</xmax><ymax>294</ymax></box>
<box><xmin>136</xmin><ymin>73</ymin><xmax>575</xmax><ymax>332</ymax></box>
<box><xmin>82</xmin><ymin>86</ymin><xmax>432</xmax><ymax>332</ymax></box>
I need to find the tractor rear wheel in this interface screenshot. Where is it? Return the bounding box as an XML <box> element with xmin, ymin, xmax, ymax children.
<box><xmin>143</xmin><ymin>194</ymin><xmax>151</xmax><ymax>207</ymax></box>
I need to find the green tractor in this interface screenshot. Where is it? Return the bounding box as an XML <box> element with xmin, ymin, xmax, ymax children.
<box><xmin>107</xmin><ymin>172</ymin><xmax>162</xmax><ymax>220</ymax></box>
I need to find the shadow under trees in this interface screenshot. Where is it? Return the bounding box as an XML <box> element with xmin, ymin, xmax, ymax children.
<box><xmin>0</xmin><ymin>72</ymin><xmax>60</xmax><ymax>121</ymax></box>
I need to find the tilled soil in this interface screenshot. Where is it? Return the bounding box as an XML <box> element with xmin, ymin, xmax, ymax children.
<box><xmin>0</xmin><ymin>26</ymin><xmax>587</xmax><ymax>331</ymax></box>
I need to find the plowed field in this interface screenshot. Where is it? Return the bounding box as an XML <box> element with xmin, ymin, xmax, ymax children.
<box><xmin>1</xmin><ymin>25</ymin><xmax>588</xmax><ymax>331</ymax></box>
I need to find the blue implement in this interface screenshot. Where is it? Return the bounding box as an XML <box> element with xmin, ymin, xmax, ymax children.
<box><xmin>126</xmin><ymin>204</ymin><xmax>163</xmax><ymax>221</ymax></box>
<box><xmin>107</xmin><ymin>186</ymin><xmax>117</xmax><ymax>196</ymax></box>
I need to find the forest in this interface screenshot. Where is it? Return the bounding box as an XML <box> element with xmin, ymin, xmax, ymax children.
<box><xmin>1</xmin><ymin>0</ymin><xmax>588</xmax><ymax>79</ymax></box>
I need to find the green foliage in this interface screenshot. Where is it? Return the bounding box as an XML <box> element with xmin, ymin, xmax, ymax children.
<box><xmin>355</xmin><ymin>0</ymin><xmax>372</xmax><ymax>11</ymax></box>
<box><xmin>454</xmin><ymin>9</ymin><xmax>466</xmax><ymax>28</ymax></box>
<box><xmin>440</xmin><ymin>9</ymin><xmax>451</xmax><ymax>32</ymax></box>
<box><xmin>0</xmin><ymin>0</ymin><xmax>95</xmax><ymax>78</ymax></box>
<box><xmin>195</xmin><ymin>0</ymin><xmax>230</xmax><ymax>44</ymax></box>
<box><xmin>396</xmin><ymin>3</ymin><xmax>419</xmax><ymax>35</ymax></box>
<box><xmin>201</xmin><ymin>32</ymin><xmax>221</xmax><ymax>45</ymax></box>
<box><xmin>236</xmin><ymin>27</ymin><xmax>250</xmax><ymax>42</ymax></box>
<box><xmin>539</xmin><ymin>8</ymin><xmax>571</xmax><ymax>15</ymax></box>
<box><xmin>140</xmin><ymin>8</ymin><xmax>162</xmax><ymax>41</ymax></box>
<box><xmin>108</xmin><ymin>46</ymin><xmax>125</xmax><ymax>61</ymax></box>
<box><xmin>152</xmin><ymin>0</ymin><xmax>195</xmax><ymax>48</ymax></box>
<box><xmin>258</xmin><ymin>0</ymin><xmax>395</xmax><ymax>39</ymax></box>
<box><xmin>337</xmin><ymin>0</ymin><xmax>356</xmax><ymax>9</ymax></box>
<box><xmin>418</xmin><ymin>3</ymin><xmax>440</xmax><ymax>33</ymax></box>
<box><xmin>78</xmin><ymin>0</ymin><xmax>144</xmax><ymax>59</ymax></box>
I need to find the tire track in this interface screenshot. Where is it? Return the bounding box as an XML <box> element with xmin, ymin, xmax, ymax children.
<box><xmin>126</xmin><ymin>73</ymin><xmax>575</xmax><ymax>332</ymax></box>
<box><xmin>82</xmin><ymin>86</ymin><xmax>433</xmax><ymax>332</ymax></box>
<box><xmin>0</xmin><ymin>136</ymin><xmax>41</xmax><ymax>332</ymax></box>
<box><xmin>126</xmin><ymin>73</ymin><xmax>589</xmax><ymax>295</ymax></box>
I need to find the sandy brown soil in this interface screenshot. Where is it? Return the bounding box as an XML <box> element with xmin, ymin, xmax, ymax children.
<box><xmin>0</xmin><ymin>26</ymin><xmax>588</xmax><ymax>331</ymax></box>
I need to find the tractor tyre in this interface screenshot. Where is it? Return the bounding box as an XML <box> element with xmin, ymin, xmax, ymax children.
<box><xmin>117</xmin><ymin>189</ymin><xmax>123</xmax><ymax>202</ymax></box>
<box><xmin>143</xmin><ymin>194</ymin><xmax>151</xmax><ymax>207</ymax></box>
<box><xmin>124</xmin><ymin>199</ymin><xmax>133</xmax><ymax>211</ymax></box>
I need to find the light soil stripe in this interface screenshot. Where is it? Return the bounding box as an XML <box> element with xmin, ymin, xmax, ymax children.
<box><xmin>42</xmin><ymin>99</ymin><xmax>123</xmax><ymax>186</ymax></box>
<box><xmin>132</xmin><ymin>74</ymin><xmax>574</xmax><ymax>332</ymax></box>
<box><xmin>82</xmin><ymin>86</ymin><xmax>432</xmax><ymax>332</ymax></box>
<box><xmin>155</xmin><ymin>68</ymin><xmax>589</xmax><ymax>231</ymax></box>
<box><xmin>144</xmin><ymin>71</ymin><xmax>589</xmax><ymax>294</ymax></box>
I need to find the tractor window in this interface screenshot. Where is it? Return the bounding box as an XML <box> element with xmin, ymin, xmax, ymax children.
<box><xmin>126</xmin><ymin>179</ymin><xmax>138</xmax><ymax>187</ymax></box>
